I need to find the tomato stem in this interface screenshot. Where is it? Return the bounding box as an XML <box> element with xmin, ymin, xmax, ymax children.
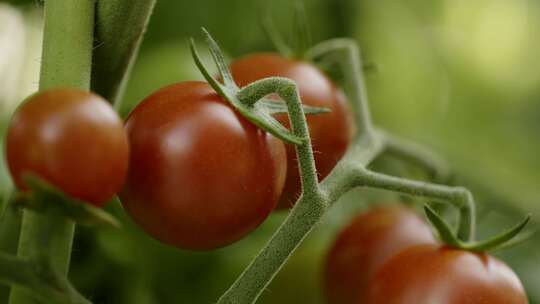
<box><xmin>306</xmin><ymin>38</ymin><xmax>375</xmax><ymax>138</ymax></box>
<box><xmin>379</xmin><ymin>130</ymin><xmax>452</xmax><ymax>183</ymax></box>
<box><xmin>237</xmin><ymin>78</ymin><xmax>321</xmax><ymax>194</ymax></box>
<box><xmin>353</xmin><ymin>169</ymin><xmax>477</xmax><ymax>241</ymax></box>
<box><xmin>9</xmin><ymin>1</ymin><xmax>95</xmax><ymax>303</ymax></box>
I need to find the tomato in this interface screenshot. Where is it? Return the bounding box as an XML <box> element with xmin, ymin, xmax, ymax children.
<box><xmin>366</xmin><ymin>244</ymin><xmax>528</xmax><ymax>304</ymax></box>
<box><xmin>230</xmin><ymin>53</ymin><xmax>354</xmax><ymax>208</ymax></box>
<box><xmin>324</xmin><ymin>205</ymin><xmax>436</xmax><ymax>304</ymax></box>
<box><xmin>5</xmin><ymin>88</ymin><xmax>129</xmax><ymax>207</ymax></box>
<box><xmin>120</xmin><ymin>81</ymin><xmax>287</xmax><ymax>250</ymax></box>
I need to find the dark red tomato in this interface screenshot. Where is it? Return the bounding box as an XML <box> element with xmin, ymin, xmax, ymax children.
<box><xmin>366</xmin><ymin>244</ymin><xmax>528</xmax><ymax>304</ymax></box>
<box><xmin>230</xmin><ymin>53</ymin><xmax>354</xmax><ymax>208</ymax></box>
<box><xmin>120</xmin><ymin>81</ymin><xmax>287</xmax><ymax>250</ymax></box>
<box><xmin>5</xmin><ymin>88</ymin><xmax>129</xmax><ymax>207</ymax></box>
<box><xmin>325</xmin><ymin>205</ymin><xmax>436</xmax><ymax>304</ymax></box>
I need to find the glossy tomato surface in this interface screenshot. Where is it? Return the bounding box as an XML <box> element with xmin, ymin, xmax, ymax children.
<box><xmin>230</xmin><ymin>53</ymin><xmax>354</xmax><ymax>208</ymax></box>
<box><xmin>366</xmin><ymin>244</ymin><xmax>528</xmax><ymax>304</ymax></box>
<box><xmin>324</xmin><ymin>205</ymin><xmax>436</xmax><ymax>304</ymax></box>
<box><xmin>121</xmin><ymin>81</ymin><xmax>287</xmax><ymax>250</ymax></box>
<box><xmin>5</xmin><ymin>88</ymin><xmax>129</xmax><ymax>206</ymax></box>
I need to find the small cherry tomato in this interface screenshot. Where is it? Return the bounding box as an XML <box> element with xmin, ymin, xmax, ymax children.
<box><xmin>5</xmin><ymin>88</ymin><xmax>129</xmax><ymax>206</ymax></box>
<box><xmin>366</xmin><ymin>244</ymin><xmax>528</xmax><ymax>304</ymax></box>
<box><xmin>324</xmin><ymin>205</ymin><xmax>436</xmax><ymax>304</ymax></box>
<box><xmin>230</xmin><ymin>53</ymin><xmax>354</xmax><ymax>208</ymax></box>
<box><xmin>120</xmin><ymin>81</ymin><xmax>287</xmax><ymax>250</ymax></box>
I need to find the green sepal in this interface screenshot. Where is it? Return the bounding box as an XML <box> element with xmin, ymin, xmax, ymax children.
<box><xmin>260</xmin><ymin>13</ymin><xmax>293</xmax><ymax>58</ymax></box>
<box><xmin>424</xmin><ymin>204</ymin><xmax>531</xmax><ymax>252</ymax></box>
<box><xmin>461</xmin><ymin>214</ymin><xmax>531</xmax><ymax>252</ymax></box>
<box><xmin>189</xmin><ymin>29</ymin><xmax>329</xmax><ymax>145</ymax></box>
<box><xmin>14</xmin><ymin>175</ymin><xmax>120</xmax><ymax>228</ymax></box>
<box><xmin>424</xmin><ymin>204</ymin><xmax>461</xmax><ymax>247</ymax></box>
<box><xmin>290</xmin><ymin>0</ymin><xmax>311</xmax><ymax>59</ymax></box>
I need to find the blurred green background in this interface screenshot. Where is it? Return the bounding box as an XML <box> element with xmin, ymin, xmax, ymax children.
<box><xmin>1</xmin><ymin>0</ymin><xmax>539</xmax><ymax>303</ymax></box>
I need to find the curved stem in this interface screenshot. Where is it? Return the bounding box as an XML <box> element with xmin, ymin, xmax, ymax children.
<box><xmin>306</xmin><ymin>38</ymin><xmax>374</xmax><ymax>138</ymax></box>
<box><xmin>354</xmin><ymin>169</ymin><xmax>475</xmax><ymax>241</ymax></box>
<box><xmin>237</xmin><ymin>77</ymin><xmax>320</xmax><ymax>194</ymax></box>
<box><xmin>217</xmin><ymin>125</ymin><xmax>385</xmax><ymax>304</ymax></box>
<box><xmin>378</xmin><ymin>130</ymin><xmax>452</xmax><ymax>183</ymax></box>
<box><xmin>9</xmin><ymin>1</ymin><xmax>95</xmax><ymax>303</ymax></box>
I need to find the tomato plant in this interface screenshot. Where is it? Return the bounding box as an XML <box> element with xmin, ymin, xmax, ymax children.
<box><xmin>324</xmin><ymin>205</ymin><xmax>436</xmax><ymax>304</ymax></box>
<box><xmin>365</xmin><ymin>244</ymin><xmax>528</xmax><ymax>304</ymax></box>
<box><xmin>120</xmin><ymin>81</ymin><xmax>287</xmax><ymax>250</ymax></box>
<box><xmin>5</xmin><ymin>88</ymin><xmax>129</xmax><ymax>207</ymax></box>
<box><xmin>230</xmin><ymin>53</ymin><xmax>354</xmax><ymax>208</ymax></box>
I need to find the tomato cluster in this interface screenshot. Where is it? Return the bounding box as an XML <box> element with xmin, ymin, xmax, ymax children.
<box><xmin>324</xmin><ymin>205</ymin><xmax>528</xmax><ymax>304</ymax></box>
<box><xmin>4</xmin><ymin>52</ymin><xmax>352</xmax><ymax>250</ymax></box>
<box><xmin>4</xmin><ymin>49</ymin><xmax>528</xmax><ymax>303</ymax></box>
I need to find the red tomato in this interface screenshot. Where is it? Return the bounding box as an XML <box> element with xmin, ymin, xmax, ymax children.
<box><xmin>230</xmin><ymin>53</ymin><xmax>354</xmax><ymax>208</ymax></box>
<box><xmin>324</xmin><ymin>205</ymin><xmax>436</xmax><ymax>304</ymax></box>
<box><xmin>120</xmin><ymin>81</ymin><xmax>287</xmax><ymax>250</ymax></box>
<box><xmin>366</xmin><ymin>244</ymin><xmax>528</xmax><ymax>304</ymax></box>
<box><xmin>5</xmin><ymin>88</ymin><xmax>129</xmax><ymax>207</ymax></box>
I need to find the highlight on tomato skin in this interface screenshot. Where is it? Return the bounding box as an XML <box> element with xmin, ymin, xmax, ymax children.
<box><xmin>365</xmin><ymin>244</ymin><xmax>529</xmax><ymax>304</ymax></box>
<box><xmin>324</xmin><ymin>205</ymin><xmax>436</xmax><ymax>304</ymax></box>
<box><xmin>120</xmin><ymin>81</ymin><xmax>287</xmax><ymax>250</ymax></box>
<box><xmin>229</xmin><ymin>53</ymin><xmax>354</xmax><ymax>209</ymax></box>
<box><xmin>5</xmin><ymin>88</ymin><xmax>129</xmax><ymax>207</ymax></box>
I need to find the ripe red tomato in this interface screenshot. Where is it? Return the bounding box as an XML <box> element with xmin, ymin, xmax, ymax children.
<box><xmin>366</xmin><ymin>244</ymin><xmax>528</xmax><ymax>304</ymax></box>
<box><xmin>120</xmin><ymin>81</ymin><xmax>287</xmax><ymax>250</ymax></box>
<box><xmin>324</xmin><ymin>205</ymin><xmax>436</xmax><ymax>304</ymax></box>
<box><xmin>230</xmin><ymin>53</ymin><xmax>354</xmax><ymax>208</ymax></box>
<box><xmin>5</xmin><ymin>88</ymin><xmax>129</xmax><ymax>207</ymax></box>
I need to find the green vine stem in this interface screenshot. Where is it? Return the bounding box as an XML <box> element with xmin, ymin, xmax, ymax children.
<box><xmin>354</xmin><ymin>169</ymin><xmax>476</xmax><ymax>241</ymax></box>
<box><xmin>91</xmin><ymin>0</ymin><xmax>156</xmax><ymax>108</ymax></box>
<box><xmin>306</xmin><ymin>38</ymin><xmax>374</xmax><ymax>138</ymax></box>
<box><xmin>237</xmin><ymin>78</ymin><xmax>320</xmax><ymax>194</ymax></box>
<box><xmin>9</xmin><ymin>1</ymin><xmax>95</xmax><ymax>303</ymax></box>
<box><xmin>214</xmin><ymin>34</ymin><xmax>527</xmax><ymax>303</ymax></box>
<box><xmin>378</xmin><ymin>129</ymin><xmax>452</xmax><ymax>183</ymax></box>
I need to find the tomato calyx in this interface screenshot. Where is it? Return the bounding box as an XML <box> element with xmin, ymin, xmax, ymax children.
<box><xmin>260</xmin><ymin>1</ymin><xmax>311</xmax><ymax>60</ymax></box>
<box><xmin>189</xmin><ymin>28</ymin><xmax>329</xmax><ymax>145</ymax></box>
<box><xmin>12</xmin><ymin>175</ymin><xmax>120</xmax><ymax>227</ymax></box>
<box><xmin>424</xmin><ymin>204</ymin><xmax>531</xmax><ymax>252</ymax></box>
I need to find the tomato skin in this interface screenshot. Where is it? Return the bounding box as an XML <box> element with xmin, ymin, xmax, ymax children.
<box><xmin>324</xmin><ymin>205</ymin><xmax>436</xmax><ymax>304</ymax></box>
<box><xmin>120</xmin><ymin>81</ymin><xmax>287</xmax><ymax>250</ymax></box>
<box><xmin>5</xmin><ymin>88</ymin><xmax>129</xmax><ymax>207</ymax></box>
<box><xmin>230</xmin><ymin>53</ymin><xmax>354</xmax><ymax>208</ymax></box>
<box><xmin>366</xmin><ymin>244</ymin><xmax>528</xmax><ymax>304</ymax></box>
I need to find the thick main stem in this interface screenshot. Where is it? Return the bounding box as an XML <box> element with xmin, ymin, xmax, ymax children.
<box><xmin>219</xmin><ymin>78</ymin><xmax>386</xmax><ymax>303</ymax></box>
<box><xmin>92</xmin><ymin>0</ymin><xmax>156</xmax><ymax>108</ymax></box>
<box><xmin>9</xmin><ymin>1</ymin><xmax>95</xmax><ymax>303</ymax></box>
